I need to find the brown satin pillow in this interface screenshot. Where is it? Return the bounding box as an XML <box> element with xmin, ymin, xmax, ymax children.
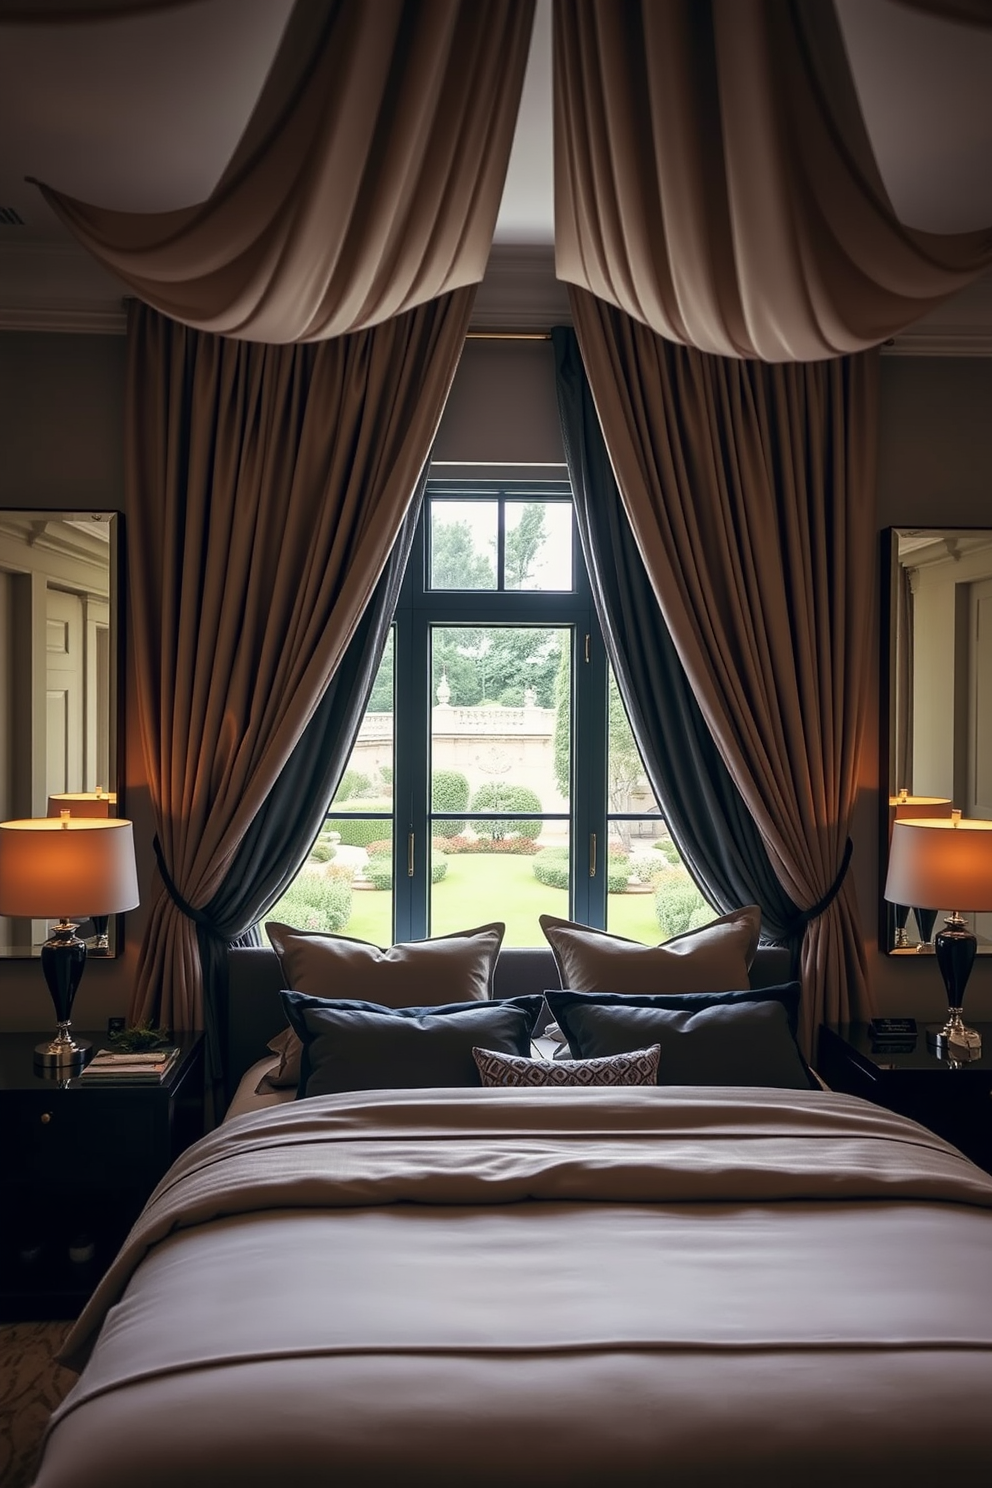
<box><xmin>539</xmin><ymin>906</ymin><xmax>761</xmax><ymax>995</ymax></box>
<box><xmin>259</xmin><ymin>922</ymin><xmax>506</xmax><ymax>1094</ymax></box>
<box><xmin>255</xmin><ymin>1026</ymin><xmax>300</xmax><ymax>1092</ymax></box>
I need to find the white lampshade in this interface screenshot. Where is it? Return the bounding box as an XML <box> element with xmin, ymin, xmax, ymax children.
<box><xmin>0</xmin><ymin>817</ymin><xmax>139</xmax><ymax>918</ymax></box>
<box><xmin>47</xmin><ymin>792</ymin><xmax>117</xmax><ymax>819</ymax></box>
<box><xmin>885</xmin><ymin>817</ymin><xmax>992</xmax><ymax>914</ymax></box>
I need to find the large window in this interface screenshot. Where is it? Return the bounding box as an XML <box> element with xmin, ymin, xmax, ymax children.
<box><xmin>267</xmin><ymin>482</ymin><xmax>713</xmax><ymax>947</ymax></box>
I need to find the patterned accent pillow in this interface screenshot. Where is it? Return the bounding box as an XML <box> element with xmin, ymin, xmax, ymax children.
<box><xmin>473</xmin><ymin>1043</ymin><xmax>661</xmax><ymax>1088</ymax></box>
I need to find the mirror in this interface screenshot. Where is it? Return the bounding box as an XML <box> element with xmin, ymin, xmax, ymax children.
<box><xmin>882</xmin><ymin>527</ymin><xmax>992</xmax><ymax>954</ymax></box>
<box><xmin>0</xmin><ymin>512</ymin><xmax>123</xmax><ymax>957</ymax></box>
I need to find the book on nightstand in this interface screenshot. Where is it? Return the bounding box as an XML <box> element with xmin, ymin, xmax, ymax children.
<box><xmin>78</xmin><ymin>1047</ymin><xmax>180</xmax><ymax>1083</ymax></box>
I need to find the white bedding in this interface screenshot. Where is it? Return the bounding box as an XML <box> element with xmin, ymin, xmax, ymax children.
<box><xmin>35</xmin><ymin>1085</ymin><xmax>992</xmax><ymax>1487</ymax></box>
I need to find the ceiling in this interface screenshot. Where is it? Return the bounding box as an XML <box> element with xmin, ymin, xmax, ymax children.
<box><xmin>1</xmin><ymin>0</ymin><xmax>991</xmax><ymax>343</ymax></box>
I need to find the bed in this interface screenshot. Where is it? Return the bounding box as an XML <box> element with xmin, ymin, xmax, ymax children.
<box><xmin>31</xmin><ymin>926</ymin><xmax>992</xmax><ymax>1486</ymax></box>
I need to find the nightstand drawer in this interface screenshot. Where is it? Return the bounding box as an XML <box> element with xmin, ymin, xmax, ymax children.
<box><xmin>3</xmin><ymin>1092</ymin><xmax>159</xmax><ymax>1180</ymax></box>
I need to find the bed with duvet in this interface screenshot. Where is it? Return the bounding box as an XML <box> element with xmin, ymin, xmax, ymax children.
<box><xmin>31</xmin><ymin>913</ymin><xmax>992</xmax><ymax>1486</ymax></box>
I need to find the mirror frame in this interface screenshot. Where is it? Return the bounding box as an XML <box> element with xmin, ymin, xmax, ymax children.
<box><xmin>880</xmin><ymin>526</ymin><xmax>992</xmax><ymax>955</ymax></box>
<box><xmin>0</xmin><ymin>510</ymin><xmax>125</xmax><ymax>958</ymax></box>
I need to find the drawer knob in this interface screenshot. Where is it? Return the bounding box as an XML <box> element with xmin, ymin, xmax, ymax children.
<box><xmin>40</xmin><ymin>1112</ymin><xmax>52</xmax><ymax>1125</ymax></box>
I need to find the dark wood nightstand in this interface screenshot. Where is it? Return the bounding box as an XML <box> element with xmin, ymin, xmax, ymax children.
<box><xmin>817</xmin><ymin>1022</ymin><xmax>992</xmax><ymax>1176</ymax></box>
<box><xmin>0</xmin><ymin>1030</ymin><xmax>204</xmax><ymax>1321</ymax></box>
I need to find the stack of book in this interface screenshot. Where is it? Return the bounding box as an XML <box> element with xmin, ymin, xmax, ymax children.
<box><xmin>79</xmin><ymin>1047</ymin><xmax>180</xmax><ymax>1083</ymax></box>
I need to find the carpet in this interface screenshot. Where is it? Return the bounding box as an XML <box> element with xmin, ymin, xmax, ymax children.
<box><xmin>0</xmin><ymin>1322</ymin><xmax>75</xmax><ymax>1488</ymax></box>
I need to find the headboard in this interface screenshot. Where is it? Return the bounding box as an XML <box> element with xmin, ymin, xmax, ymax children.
<box><xmin>223</xmin><ymin>941</ymin><xmax>793</xmax><ymax>1104</ymax></box>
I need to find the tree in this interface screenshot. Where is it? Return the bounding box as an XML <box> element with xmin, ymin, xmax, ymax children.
<box><xmin>504</xmin><ymin>503</ymin><xmax>548</xmax><ymax>590</ymax></box>
<box><xmin>607</xmin><ymin>677</ymin><xmax>646</xmax><ymax>851</ymax></box>
<box><xmin>430</xmin><ymin>518</ymin><xmax>495</xmax><ymax>590</ymax></box>
<box><xmin>553</xmin><ymin>643</ymin><xmax>572</xmax><ymax>798</ymax></box>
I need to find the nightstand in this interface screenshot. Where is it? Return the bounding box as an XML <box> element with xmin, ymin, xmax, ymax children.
<box><xmin>0</xmin><ymin>1030</ymin><xmax>204</xmax><ymax>1321</ymax></box>
<box><xmin>817</xmin><ymin>1022</ymin><xmax>992</xmax><ymax>1176</ymax></box>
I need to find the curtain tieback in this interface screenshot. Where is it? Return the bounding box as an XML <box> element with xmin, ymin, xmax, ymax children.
<box><xmin>780</xmin><ymin>837</ymin><xmax>854</xmax><ymax>942</ymax></box>
<box><xmin>152</xmin><ymin>835</ymin><xmax>226</xmax><ymax>941</ymax></box>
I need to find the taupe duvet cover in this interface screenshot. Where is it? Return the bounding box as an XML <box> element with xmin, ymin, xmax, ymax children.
<box><xmin>35</xmin><ymin>1087</ymin><xmax>992</xmax><ymax>1486</ymax></box>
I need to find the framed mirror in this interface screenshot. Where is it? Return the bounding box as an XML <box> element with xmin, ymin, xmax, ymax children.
<box><xmin>881</xmin><ymin>527</ymin><xmax>992</xmax><ymax>954</ymax></box>
<box><xmin>0</xmin><ymin>511</ymin><xmax>123</xmax><ymax>957</ymax></box>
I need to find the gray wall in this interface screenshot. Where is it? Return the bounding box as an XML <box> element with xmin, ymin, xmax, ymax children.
<box><xmin>1</xmin><ymin>331</ymin><xmax>990</xmax><ymax>1029</ymax></box>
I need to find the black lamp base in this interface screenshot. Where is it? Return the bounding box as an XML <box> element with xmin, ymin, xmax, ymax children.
<box><xmin>36</xmin><ymin>920</ymin><xmax>90</xmax><ymax>1069</ymax></box>
<box><xmin>930</xmin><ymin>915</ymin><xmax>981</xmax><ymax>1057</ymax></box>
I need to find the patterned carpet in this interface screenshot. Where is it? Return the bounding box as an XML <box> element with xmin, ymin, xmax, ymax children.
<box><xmin>0</xmin><ymin>1322</ymin><xmax>75</xmax><ymax>1488</ymax></box>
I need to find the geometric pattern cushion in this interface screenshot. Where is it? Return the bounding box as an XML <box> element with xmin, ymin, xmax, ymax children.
<box><xmin>473</xmin><ymin>1043</ymin><xmax>661</xmax><ymax>1088</ymax></box>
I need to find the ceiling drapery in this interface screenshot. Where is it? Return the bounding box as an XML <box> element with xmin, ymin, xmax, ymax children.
<box><xmin>29</xmin><ymin>0</ymin><xmax>535</xmax><ymax>342</ymax></box>
<box><xmin>553</xmin><ymin>0</ymin><xmax>992</xmax><ymax>361</ymax></box>
<box><xmin>16</xmin><ymin>0</ymin><xmax>992</xmax><ymax>356</ymax></box>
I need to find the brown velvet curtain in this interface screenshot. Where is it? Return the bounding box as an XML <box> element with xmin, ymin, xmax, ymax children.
<box><xmin>32</xmin><ymin>0</ymin><xmax>534</xmax><ymax>341</ymax></box>
<box><xmin>554</xmin><ymin>0</ymin><xmax>992</xmax><ymax>361</ymax></box>
<box><xmin>570</xmin><ymin>288</ymin><xmax>877</xmax><ymax>1055</ymax></box>
<box><xmin>126</xmin><ymin>291</ymin><xmax>473</xmax><ymax>1033</ymax></box>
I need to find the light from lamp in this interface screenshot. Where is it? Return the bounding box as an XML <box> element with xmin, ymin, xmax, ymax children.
<box><xmin>885</xmin><ymin>816</ymin><xmax>992</xmax><ymax>914</ymax></box>
<box><xmin>0</xmin><ymin>817</ymin><xmax>139</xmax><ymax>919</ymax></box>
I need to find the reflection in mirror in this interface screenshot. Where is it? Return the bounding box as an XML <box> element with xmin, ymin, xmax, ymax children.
<box><xmin>0</xmin><ymin>513</ymin><xmax>121</xmax><ymax>958</ymax></box>
<box><xmin>884</xmin><ymin>528</ymin><xmax>992</xmax><ymax>954</ymax></box>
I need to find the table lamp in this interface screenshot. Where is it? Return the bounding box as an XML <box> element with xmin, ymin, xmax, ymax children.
<box><xmin>884</xmin><ymin>811</ymin><xmax>992</xmax><ymax>1056</ymax></box>
<box><xmin>47</xmin><ymin>792</ymin><xmax>119</xmax><ymax>947</ymax></box>
<box><xmin>887</xmin><ymin>793</ymin><xmax>952</xmax><ymax>948</ymax></box>
<box><xmin>0</xmin><ymin>816</ymin><xmax>139</xmax><ymax>1068</ymax></box>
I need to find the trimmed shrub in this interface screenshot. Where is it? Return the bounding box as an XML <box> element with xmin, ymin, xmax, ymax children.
<box><xmin>269</xmin><ymin>867</ymin><xmax>353</xmax><ymax>933</ymax></box>
<box><xmin>333</xmin><ymin>769</ymin><xmax>372</xmax><ymax>804</ymax></box>
<box><xmin>363</xmin><ymin>851</ymin><xmax>448</xmax><ymax>890</ymax></box>
<box><xmin>533</xmin><ymin>848</ymin><xmax>569</xmax><ymax>890</ymax></box>
<box><xmin>653</xmin><ymin>835</ymin><xmax>683</xmax><ymax>866</ymax></box>
<box><xmin>309</xmin><ymin>840</ymin><xmax>336</xmax><ymax>864</ymax></box>
<box><xmin>654</xmin><ymin>868</ymin><xmax>710</xmax><ymax>940</ymax></box>
<box><xmin>607</xmin><ymin>854</ymin><xmax>631</xmax><ymax>894</ymax></box>
<box><xmin>327</xmin><ymin>799</ymin><xmax>392</xmax><ymax>848</ymax></box>
<box><xmin>469</xmin><ymin>783</ymin><xmax>543</xmax><ymax>842</ymax></box>
<box><xmin>431</xmin><ymin>769</ymin><xmax>470</xmax><ymax>837</ymax></box>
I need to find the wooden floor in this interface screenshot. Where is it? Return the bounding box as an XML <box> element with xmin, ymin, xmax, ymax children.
<box><xmin>0</xmin><ymin>1321</ymin><xmax>74</xmax><ymax>1488</ymax></box>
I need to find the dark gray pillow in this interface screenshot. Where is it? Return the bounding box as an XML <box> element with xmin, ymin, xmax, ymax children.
<box><xmin>281</xmin><ymin>991</ymin><xmax>546</xmax><ymax>1098</ymax></box>
<box><xmin>545</xmin><ymin>988</ymin><xmax>813</xmax><ymax>1090</ymax></box>
<box><xmin>546</xmin><ymin>981</ymin><xmax>804</xmax><ymax>1038</ymax></box>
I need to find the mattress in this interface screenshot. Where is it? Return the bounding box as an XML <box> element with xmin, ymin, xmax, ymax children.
<box><xmin>35</xmin><ymin>1085</ymin><xmax>992</xmax><ymax>1487</ymax></box>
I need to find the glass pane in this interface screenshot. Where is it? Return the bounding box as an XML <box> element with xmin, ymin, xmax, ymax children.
<box><xmin>430</xmin><ymin>827</ymin><xmax>571</xmax><ymax>948</ymax></box>
<box><xmin>429</xmin><ymin>499</ymin><xmax>498</xmax><ymax>589</ymax></box>
<box><xmin>605</xmin><ymin>666</ymin><xmax>714</xmax><ymax>942</ymax></box>
<box><xmin>430</xmin><ymin>625</ymin><xmax>570</xmax><ymax>944</ymax></box>
<box><xmin>265</xmin><ymin>635</ymin><xmax>394</xmax><ymax>944</ymax></box>
<box><xmin>504</xmin><ymin>501</ymin><xmax>573</xmax><ymax>590</ymax></box>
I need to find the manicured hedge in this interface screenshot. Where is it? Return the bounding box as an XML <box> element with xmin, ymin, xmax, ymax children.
<box><xmin>431</xmin><ymin>769</ymin><xmax>470</xmax><ymax>837</ymax></box>
<box><xmin>469</xmin><ymin>783</ymin><xmax>543</xmax><ymax>841</ymax></box>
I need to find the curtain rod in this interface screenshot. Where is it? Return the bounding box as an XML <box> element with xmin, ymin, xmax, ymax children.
<box><xmin>466</xmin><ymin>330</ymin><xmax>551</xmax><ymax>341</ymax></box>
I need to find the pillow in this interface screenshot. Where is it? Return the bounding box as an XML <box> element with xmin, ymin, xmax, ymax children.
<box><xmin>267</xmin><ymin>921</ymin><xmax>505</xmax><ymax>1004</ymax></box>
<box><xmin>547</xmin><ymin>980</ymin><xmax>804</xmax><ymax>1039</ymax></box>
<box><xmin>539</xmin><ymin>907</ymin><xmax>761</xmax><ymax>995</ymax></box>
<box><xmin>262</xmin><ymin>921</ymin><xmax>505</xmax><ymax>1095</ymax></box>
<box><xmin>280</xmin><ymin>991</ymin><xmax>546</xmax><ymax>1098</ymax></box>
<box><xmin>473</xmin><ymin>1044</ymin><xmax>660</xmax><ymax>1088</ymax></box>
<box><xmin>545</xmin><ymin>990</ymin><xmax>813</xmax><ymax>1090</ymax></box>
<box><xmin>254</xmin><ymin>1025</ymin><xmax>301</xmax><ymax>1093</ymax></box>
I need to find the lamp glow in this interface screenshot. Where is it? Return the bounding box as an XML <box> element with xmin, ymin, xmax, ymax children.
<box><xmin>0</xmin><ymin>817</ymin><xmax>139</xmax><ymax>1067</ymax></box>
<box><xmin>885</xmin><ymin>813</ymin><xmax>992</xmax><ymax>1056</ymax></box>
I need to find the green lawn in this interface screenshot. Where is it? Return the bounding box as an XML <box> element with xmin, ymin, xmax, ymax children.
<box><xmin>314</xmin><ymin>853</ymin><xmax>666</xmax><ymax>948</ymax></box>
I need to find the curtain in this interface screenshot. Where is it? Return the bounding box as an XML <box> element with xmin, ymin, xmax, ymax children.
<box><xmin>570</xmin><ymin>288</ymin><xmax>877</xmax><ymax>1056</ymax></box>
<box><xmin>127</xmin><ymin>291</ymin><xmax>473</xmax><ymax>1035</ymax></box>
<box><xmin>554</xmin><ymin>0</ymin><xmax>992</xmax><ymax>361</ymax></box>
<box><xmin>32</xmin><ymin>0</ymin><xmax>534</xmax><ymax>341</ymax></box>
<box><xmin>187</xmin><ymin>492</ymin><xmax>421</xmax><ymax>1103</ymax></box>
<box><xmin>551</xmin><ymin>326</ymin><xmax>800</xmax><ymax>947</ymax></box>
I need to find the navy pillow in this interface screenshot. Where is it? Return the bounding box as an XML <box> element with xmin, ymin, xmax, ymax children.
<box><xmin>545</xmin><ymin>984</ymin><xmax>813</xmax><ymax>1090</ymax></box>
<box><xmin>281</xmin><ymin>992</ymin><xmax>547</xmax><ymax>1098</ymax></box>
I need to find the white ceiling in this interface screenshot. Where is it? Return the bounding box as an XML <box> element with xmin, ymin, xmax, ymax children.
<box><xmin>0</xmin><ymin>0</ymin><xmax>990</xmax><ymax>342</ymax></box>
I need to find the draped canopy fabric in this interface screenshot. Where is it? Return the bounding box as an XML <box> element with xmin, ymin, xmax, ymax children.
<box><xmin>569</xmin><ymin>287</ymin><xmax>877</xmax><ymax>1052</ymax></box>
<box><xmin>554</xmin><ymin>0</ymin><xmax>992</xmax><ymax>361</ymax></box>
<box><xmin>126</xmin><ymin>291</ymin><xmax>473</xmax><ymax>1035</ymax></box>
<box><xmin>30</xmin><ymin>0</ymin><xmax>534</xmax><ymax>341</ymax></box>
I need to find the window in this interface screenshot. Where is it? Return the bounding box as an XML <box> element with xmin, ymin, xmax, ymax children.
<box><xmin>267</xmin><ymin>482</ymin><xmax>713</xmax><ymax>947</ymax></box>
